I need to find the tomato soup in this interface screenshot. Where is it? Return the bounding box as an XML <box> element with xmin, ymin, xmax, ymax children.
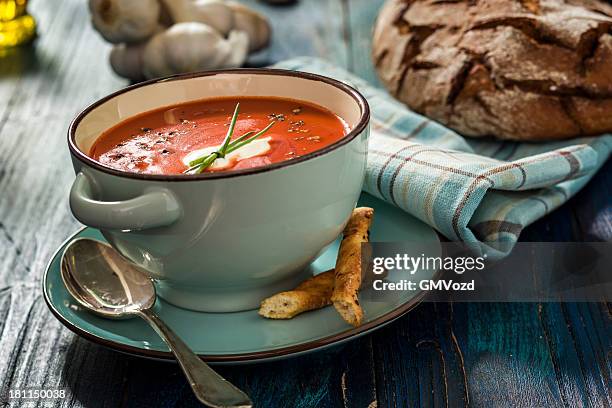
<box><xmin>89</xmin><ymin>96</ymin><xmax>349</xmax><ymax>175</ymax></box>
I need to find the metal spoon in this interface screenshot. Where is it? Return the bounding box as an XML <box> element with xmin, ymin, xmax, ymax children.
<box><xmin>60</xmin><ymin>238</ymin><xmax>252</xmax><ymax>408</ymax></box>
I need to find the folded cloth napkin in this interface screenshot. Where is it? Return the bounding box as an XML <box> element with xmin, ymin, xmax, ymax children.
<box><xmin>275</xmin><ymin>57</ymin><xmax>612</xmax><ymax>259</ymax></box>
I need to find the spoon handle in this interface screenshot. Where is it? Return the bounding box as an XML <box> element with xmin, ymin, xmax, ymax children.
<box><xmin>138</xmin><ymin>309</ymin><xmax>252</xmax><ymax>408</ymax></box>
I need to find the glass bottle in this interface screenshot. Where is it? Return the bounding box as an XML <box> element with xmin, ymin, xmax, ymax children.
<box><xmin>0</xmin><ymin>0</ymin><xmax>36</xmax><ymax>48</ymax></box>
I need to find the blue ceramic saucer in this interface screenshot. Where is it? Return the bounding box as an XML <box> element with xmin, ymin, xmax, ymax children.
<box><xmin>43</xmin><ymin>193</ymin><xmax>440</xmax><ymax>364</ymax></box>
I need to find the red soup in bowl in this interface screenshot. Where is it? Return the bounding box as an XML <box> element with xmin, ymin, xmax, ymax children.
<box><xmin>68</xmin><ymin>69</ymin><xmax>370</xmax><ymax>312</ymax></box>
<box><xmin>89</xmin><ymin>96</ymin><xmax>349</xmax><ymax>174</ymax></box>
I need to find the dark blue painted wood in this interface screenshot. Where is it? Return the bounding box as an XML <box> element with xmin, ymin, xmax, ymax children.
<box><xmin>0</xmin><ymin>0</ymin><xmax>609</xmax><ymax>407</ymax></box>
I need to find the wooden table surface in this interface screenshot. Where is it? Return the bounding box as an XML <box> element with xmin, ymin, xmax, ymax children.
<box><xmin>1</xmin><ymin>1</ymin><xmax>610</xmax><ymax>407</ymax></box>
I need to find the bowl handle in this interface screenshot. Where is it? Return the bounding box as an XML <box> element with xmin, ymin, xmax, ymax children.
<box><xmin>69</xmin><ymin>172</ymin><xmax>181</xmax><ymax>231</ymax></box>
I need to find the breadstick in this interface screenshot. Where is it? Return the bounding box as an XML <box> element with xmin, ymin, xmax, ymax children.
<box><xmin>331</xmin><ymin>207</ymin><xmax>374</xmax><ymax>327</ymax></box>
<box><xmin>259</xmin><ymin>270</ymin><xmax>335</xmax><ymax>319</ymax></box>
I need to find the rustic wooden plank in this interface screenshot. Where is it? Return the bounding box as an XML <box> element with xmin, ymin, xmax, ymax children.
<box><xmin>538</xmin><ymin>302</ymin><xmax>612</xmax><ymax>407</ymax></box>
<box><xmin>363</xmin><ymin>300</ymin><xmax>611</xmax><ymax>408</ymax></box>
<box><xmin>454</xmin><ymin>303</ymin><xmax>564</xmax><ymax>407</ymax></box>
<box><xmin>2</xmin><ymin>290</ymin><xmax>609</xmax><ymax>407</ymax></box>
<box><xmin>570</xmin><ymin>159</ymin><xmax>612</xmax><ymax>241</ymax></box>
<box><xmin>0</xmin><ymin>0</ymin><xmax>124</xmax><ymax>288</ymax></box>
<box><xmin>97</xmin><ymin>347</ymin><xmax>346</xmax><ymax>407</ymax></box>
<box><xmin>519</xmin><ymin>161</ymin><xmax>612</xmax><ymax>244</ymax></box>
<box><xmin>0</xmin><ymin>285</ymin><xmax>129</xmax><ymax>408</ymax></box>
<box><xmin>369</xmin><ymin>303</ymin><xmax>469</xmax><ymax>407</ymax></box>
<box><xmin>335</xmin><ymin>337</ymin><xmax>378</xmax><ymax>408</ymax></box>
<box><xmin>0</xmin><ymin>0</ymin><xmax>131</xmax><ymax>406</ymax></box>
<box><xmin>241</xmin><ymin>0</ymin><xmax>349</xmax><ymax>69</ymax></box>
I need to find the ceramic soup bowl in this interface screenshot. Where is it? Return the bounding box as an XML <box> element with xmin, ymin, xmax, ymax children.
<box><xmin>68</xmin><ymin>69</ymin><xmax>370</xmax><ymax>312</ymax></box>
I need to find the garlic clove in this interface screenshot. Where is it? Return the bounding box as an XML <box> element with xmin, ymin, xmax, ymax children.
<box><xmin>110</xmin><ymin>43</ymin><xmax>147</xmax><ymax>81</ymax></box>
<box><xmin>160</xmin><ymin>0</ymin><xmax>235</xmax><ymax>36</ymax></box>
<box><xmin>158</xmin><ymin>1</ymin><xmax>174</xmax><ymax>27</ymax></box>
<box><xmin>88</xmin><ymin>0</ymin><xmax>161</xmax><ymax>44</ymax></box>
<box><xmin>223</xmin><ymin>30</ymin><xmax>250</xmax><ymax>66</ymax></box>
<box><xmin>142</xmin><ymin>22</ymin><xmax>249</xmax><ymax>79</ymax></box>
<box><xmin>227</xmin><ymin>2</ymin><xmax>271</xmax><ymax>52</ymax></box>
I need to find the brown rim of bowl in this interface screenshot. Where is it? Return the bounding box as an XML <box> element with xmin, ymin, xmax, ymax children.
<box><xmin>43</xmin><ymin>227</ymin><xmax>440</xmax><ymax>364</ymax></box>
<box><xmin>68</xmin><ymin>68</ymin><xmax>370</xmax><ymax>181</ymax></box>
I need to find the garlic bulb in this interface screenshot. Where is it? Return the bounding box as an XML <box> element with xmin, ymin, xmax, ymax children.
<box><xmin>228</xmin><ymin>2</ymin><xmax>271</xmax><ymax>52</ymax></box>
<box><xmin>160</xmin><ymin>0</ymin><xmax>235</xmax><ymax>36</ymax></box>
<box><xmin>110</xmin><ymin>43</ymin><xmax>147</xmax><ymax>81</ymax></box>
<box><xmin>89</xmin><ymin>0</ymin><xmax>161</xmax><ymax>44</ymax></box>
<box><xmin>142</xmin><ymin>22</ymin><xmax>249</xmax><ymax>79</ymax></box>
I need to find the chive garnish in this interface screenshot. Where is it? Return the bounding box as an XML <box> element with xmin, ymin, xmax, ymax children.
<box><xmin>227</xmin><ymin>131</ymin><xmax>255</xmax><ymax>149</ymax></box>
<box><xmin>184</xmin><ymin>103</ymin><xmax>274</xmax><ymax>174</ymax></box>
<box><xmin>218</xmin><ymin>103</ymin><xmax>240</xmax><ymax>158</ymax></box>
<box><xmin>187</xmin><ymin>130</ymin><xmax>256</xmax><ymax>168</ymax></box>
<box><xmin>226</xmin><ymin>122</ymin><xmax>274</xmax><ymax>154</ymax></box>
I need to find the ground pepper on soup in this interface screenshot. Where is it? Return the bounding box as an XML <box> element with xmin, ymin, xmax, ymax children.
<box><xmin>89</xmin><ymin>96</ymin><xmax>349</xmax><ymax>175</ymax></box>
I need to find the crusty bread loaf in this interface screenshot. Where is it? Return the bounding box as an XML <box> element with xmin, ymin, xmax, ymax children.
<box><xmin>372</xmin><ymin>0</ymin><xmax>612</xmax><ymax>141</ymax></box>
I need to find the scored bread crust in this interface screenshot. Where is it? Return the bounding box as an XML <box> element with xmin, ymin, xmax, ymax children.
<box><xmin>259</xmin><ymin>270</ymin><xmax>335</xmax><ymax>319</ymax></box>
<box><xmin>331</xmin><ymin>207</ymin><xmax>374</xmax><ymax>327</ymax></box>
<box><xmin>372</xmin><ymin>0</ymin><xmax>612</xmax><ymax>141</ymax></box>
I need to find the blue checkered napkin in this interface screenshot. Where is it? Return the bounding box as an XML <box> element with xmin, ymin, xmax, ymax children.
<box><xmin>275</xmin><ymin>58</ymin><xmax>612</xmax><ymax>258</ymax></box>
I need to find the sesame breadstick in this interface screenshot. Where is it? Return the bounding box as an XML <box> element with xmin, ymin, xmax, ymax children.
<box><xmin>331</xmin><ymin>207</ymin><xmax>374</xmax><ymax>327</ymax></box>
<box><xmin>259</xmin><ymin>270</ymin><xmax>335</xmax><ymax>319</ymax></box>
